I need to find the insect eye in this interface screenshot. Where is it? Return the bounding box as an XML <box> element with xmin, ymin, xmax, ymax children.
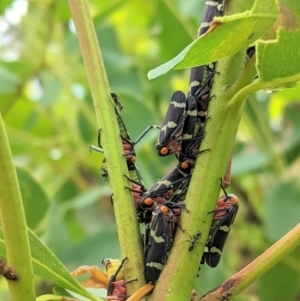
<box><xmin>180</xmin><ymin>162</ymin><xmax>190</xmax><ymax>170</ymax></box>
<box><xmin>228</xmin><ymin>194</ymin><xmax>238</xmax><ymax>204</ymax></box>
<box><xmin>144</xmin><ymin>198</ymin><xmax>154</xmax><ymax>206</ymax></box>
<box><xmin>160</xmin><ymin>205</ymin><xmax>169</xmax><ymax>214</ymax></box>
<box><xmin>160</xmin><ymin>147</ymin><xmax>169</xmax><ymax>155</ymax></box>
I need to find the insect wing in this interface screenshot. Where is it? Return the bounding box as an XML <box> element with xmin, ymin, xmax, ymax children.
<box><xmin>189</xmin><ymin>66</ymin><xmax>205</xmax><ymax>100</ymax></box>
<box><xmin>145</xmin><ymin>209</ymin><xmax>173</xmax><ymax>283</ymax></box>
<box><xmin>156</xmin><ymin>91</ymin><xmax>186</xmax><ymax>155</ymax></box>
<box><xmin>144</xmin><ymin>166</ymin><xmax>189</xmax><ymax>202</ymax></box>
<box><xmin>198</xmin><ymin>0</ymin><xmax>225</xmax><ymax>36</ymax></box>
<box><xmin>114</xmin><ymin>108</ymin><xmax>131</xmax><ymax>141</ymax></box>
<box><xmin>205</xmin><ymin>204</ymin><xmax>239</xmax><ymax>267</ymax></box>
<box><xmin>128</xmin><ymin>164</ymin><xmax>144</xmax><ymax>187</ymax></box>
<box><xmin>178</xmin><ymin>96</ymin><xmax>199</xmax><ymax>163</ymax></box>
<box><xmin>194</xmin><ymin>67</ymin><xmax>215</xmax><ymax>112</ymax></box>
<box><xmin>111</xmin><ymin>92</ymin><xmax>123</xmax><ymax>111</ymax></box>
<box><xmin>169</xmin><ymin>176</ymin><xmax>191</xmax><ymax>203</ymax></box>
<box><xmin>181</xmin><ymin>96</ymin><xmax>197</xmax><ymax>142</ymax></box>
<box><xmin>189</xmin><ymin>0</ymin><xmax>225</xmax><ymax>98</ymax></box>
<box><xmin>189</xmin><ymin>1</ymin><xmax>225</xmax><ymax>118</ymax></box>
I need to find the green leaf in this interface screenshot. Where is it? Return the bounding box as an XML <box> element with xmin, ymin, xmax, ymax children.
<box><xmin>0</xmin><ymin>228</ymin><xmax>100</xmax><ymax>301</ymax></box>
<box><xmin>264</xmin><ymin>178</ymin><xmax>300</xmax><ymax>241</ymax></box>
<box><xmin>156</xmin><ymin>0</ymin><xmax>194</xmax><ymax>60</ymax></box>
<box><xmin>53</xmin><ymin>286</ymin><xmax>106</xmax><ymax>301</ymax></box>
<box><xmin>256</xmin><ymin>29</ymin><xmax>300</xmax><ymax>89</ymax></box>
<box><xmin>58</xmin><ymin>229</ymin><xmax>119</xmax><ymax>268</ymax></box>
<box><xmin>277</xmin><ymin>0</ymin><xmax>300</xmax><ymax>22</ymax></box>
<box><xmin>53</xmin><ymin>286</ymin><xmax>95</xmax><ymax>300</ymax></box>
<box><xmin>51</xmin><ymin>286</ymin><xmax>87</xmax><ymax>300</ymax></box>
<box><xmin>258</xmin><ymin>259</ymin><xmax>300</xmax><ymax>301</ymax></box>
<box><xmin>4</xmin><ymin>99</ymin><xmax>53</xmax><ymax>135</ymax></box>
<box><xmin>0</xmin><ymin>0</ymin><xmax>13</xmax><ymax>15</ymax></box>
<box><xmin>148</xmin><ymin>0</ymin><xmax>278</xmax><ymax>79</ymax></box>
<box><xmin>39</xmin><ymin>70</ymin><xmax>62</xmax><ymax>106</ymax></box>
<box><xmin>0</xmin><ymin>65</ymin><xmax>21</xmax><ymax>93</ymax></box>
<box><xmin>232</xmin><ymin>151</ymin><xmax>267</xmax><ymax>175</ymax></box>
<box><xmin>16</xmin><ymin>167</ymin><xmax>50</xmax><ymax>230</ymax></box>
<box><xmin>36</xmin><ymin>295</ymin><xmax>80</xmax><ymax>301</ymax></box>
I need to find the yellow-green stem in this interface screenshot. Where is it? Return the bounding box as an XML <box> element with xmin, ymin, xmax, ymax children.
<box><xmin>67</xmin><ymin>0</ymin><xmax>145</xmax><ymax>294</ymax></box>
<box><xmin>234</xmin><ymin>223</ymin><xmax>300</xmax><ymax>293</ymax></box>
<box><xmin>0</xmin><ymin>113</ymin><xmax>35</xmax><ymax>301</ymax></box>
<box><xmin>150</xmin><ymin>47</ymin><xmax>248</xmax><ymax>300</ymax></box>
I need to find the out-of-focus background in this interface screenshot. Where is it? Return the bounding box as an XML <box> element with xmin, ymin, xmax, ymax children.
<box><xmin>0</xmin><ymin>0</ymin><xmax>300</xmax><ymax>300</ymax></box>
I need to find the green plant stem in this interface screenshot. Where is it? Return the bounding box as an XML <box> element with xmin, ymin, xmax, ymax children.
<box><xmin>244</xmin><ymin>95</ymin><xmax>286</xmax><ymax>174</ymax></box>
<box><xmin>67</xmin><ymin>0</ymin><xmax>145</xmax><ymax>294</ymax></box>
<box><xmin>230</xmin><ymin>68</ymin><xmax>300</xmax><ymax>109</ymax></box>
<box><xmin>230</xmin><ymin>52</ymin><xmax>287</xmax><ymax>174</ymax></box>
<box><xmin>0</xmin><ymin>113</ymin><xmax>35</xmax><ymax>301</ymax></box>
<box><xmin>198</xmin><ymin>223</ymin><xmax>300</xmax><ymax>301</ymax></box>
<box><xmin>234</xmin><ymin>223</ymin><xmax>300</xmax><ymax>293</ymax></box>
<box><xmin>229</xmin><ymin>80</ymin><xmax>264</xmax><ymax>108</ymax></box>
<box><xmin>228</xmin><ymin>53</ymin><xmax>257</xmax><ymax>97</ymax></box>
<box><xmin>150</xmin><ymin>48</ymin><xmax>247</xmax><ymax>301</ymax></box>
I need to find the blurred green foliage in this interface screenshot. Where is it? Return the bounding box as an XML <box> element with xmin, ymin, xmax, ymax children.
<box><xmin>0</xmin><ymin>0</ymin><xmax>300</xmax><ymax>300</ymax></box>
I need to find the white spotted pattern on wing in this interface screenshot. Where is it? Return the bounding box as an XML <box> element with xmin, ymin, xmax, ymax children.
<box><xmin>170</xmin><ymin>101</ymin><xmax>185</xmax><ymax>108</ymax></box>
<box><xmin>160</xmin><ymin>125</ymin><xmax>168</xmax><ymax>135</ymax></box>
<box><xmin>182</xmin><ymin>133</ymin><xmax>193</xmax><ymax>139</ymax></box>
<box><xmin>200</xmin><ymin>22</ymin><xmax>212</xmax><ymax>29</ymax></box>
<box><xmin>205</xmin><ymin>1</ymin><xmax>218</xmax><ymax>6</ymax></box>
<box><xmin>159</xmin><ymin>180</ymin><xmax>172</xmax><ymax>186</ymax></box>
<box><xmin>217</xmin><ymin>3</ymin><xmax>224</xmax><ymax>11</ymax></box>
<box><xmin>186</xmin><ymin>109</ymin><xmax>197</xmax><ymax>116</ymax></box>
<box><xmin>190</xmin><ymin>80</ymin><xmax>200</xmax><ymax>88</ymax></box>
<box><xmin>150</xmin><ymin>229</ymin><xmax>165</xmax><ymax>243</ymax></box>
<box><xmin>166</xmin><ymin>121</ymin><xmax>178</xmax><ymax>129</ymax></box>
<box><xmin>209</xmin><ymin>246</ymin><xmax>222</xmax><ymax>254</ymax></box>
<box><xmin>146</xmin><ymin>262</ymin><xmax>163</xmax><ymax>270</ymax></box>
<box><xmin>219</xmin><ymin>225</ymin><xmax>231</xmax><ymax>232</ymax></box>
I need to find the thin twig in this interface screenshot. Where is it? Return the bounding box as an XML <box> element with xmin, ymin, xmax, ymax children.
<box><xmin>198</xmin><ymin>223</ymin><xmax>300</xmax><ymax>300</ymax></box>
